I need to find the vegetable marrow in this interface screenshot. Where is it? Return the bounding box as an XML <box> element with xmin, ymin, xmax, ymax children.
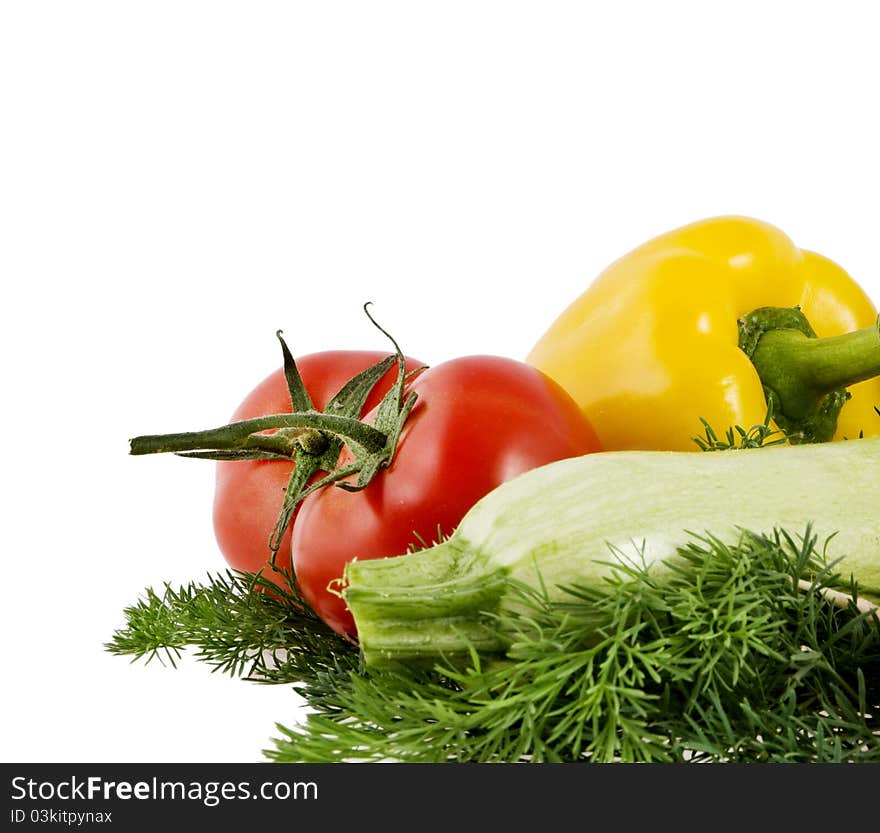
<box><xmin>344</xmin><ymin>438</ymin><xmax>880</xmax><ymax>666</ymax></box>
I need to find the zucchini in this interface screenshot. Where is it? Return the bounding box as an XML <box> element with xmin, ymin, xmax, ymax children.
<box><xmin>343</xmin><ymin>438</ymin><xmax>880</xmax><ymax>666</ymax></box>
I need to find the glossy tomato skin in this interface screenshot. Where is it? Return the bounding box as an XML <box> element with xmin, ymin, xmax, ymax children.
<box><xmin>213</xmin><ymin>351</ymin><xmax>424</xmax><ymax>584</ymax></box>
<box><xmin>291</xmin><ymin>354</ymin><xmax>602</xmax><ymax>637</ymax></box>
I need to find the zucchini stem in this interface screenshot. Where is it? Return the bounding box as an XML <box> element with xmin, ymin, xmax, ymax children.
<box><xmin>344</xmin><ymin>540</ymin><xmax>510</xmax><ymax>665</ymax></box>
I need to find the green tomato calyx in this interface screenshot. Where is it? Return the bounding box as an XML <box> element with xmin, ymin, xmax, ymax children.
<box><xmin>129</xmin><ymin>303</ymin><xmax>426</xmax><ymax>569</ymax></box>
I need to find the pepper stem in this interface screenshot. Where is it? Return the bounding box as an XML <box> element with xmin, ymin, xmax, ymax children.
<box><xmin>739</xmin><ymin>306</ymin><xmax>880</xmax><ymax>443</ymax></box>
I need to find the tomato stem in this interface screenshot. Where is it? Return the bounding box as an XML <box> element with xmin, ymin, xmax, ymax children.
<box><xmin>129</xmin><ymin>412</ymin><xmax>387</xmax><ymax>457</ymax></box>
<box><xmin>129</xmin><ymin>305</ymin><xmax>423</xmax><ymax>577</ymax></box>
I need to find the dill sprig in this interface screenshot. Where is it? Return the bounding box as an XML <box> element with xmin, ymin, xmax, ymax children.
<box><xmin>106</xmin><ymin>568</ymin><xmax>359</xmax><ymax>686</ymax></box>
<box><xmin>108</xmin><ymin>529</ymin><xmax>880</xmax><ymax>763</ymax></box>
<box><xmin>692</xmin><ymin>411</ymin><xmax>786</xmax><ymax>451</ymax></box>
<box><xmin>265</xmin><ymin>528</ymin><xmax>880</xmax><ymax>763</ymax></box>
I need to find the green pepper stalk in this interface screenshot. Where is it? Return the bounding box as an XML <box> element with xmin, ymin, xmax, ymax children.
<box><xmin>739</xmin><ymin>307</ymin><xmax>880</xmax><ymax>443</ymax></box>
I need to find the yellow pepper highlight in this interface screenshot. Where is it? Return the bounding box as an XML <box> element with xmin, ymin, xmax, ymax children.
<box><xmin>527</xmin><ymin>216</ymin><xmax>880</xmax><ymax>451</ymax></box>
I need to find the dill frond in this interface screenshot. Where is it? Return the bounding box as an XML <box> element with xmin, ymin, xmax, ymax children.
<box><xmin>267</xmin><ymin>528</ymin><xmax>880</xmax><ymax>763</ymax></box>
<box><xmin>106</xmin><ymin>568</ymin><xmax>360</xmax><ymax>687</ymax></box>
<box><xmin>107</xmin><ymin>526</ymin><xmax>880</xmax><ymax>762</ymax></box>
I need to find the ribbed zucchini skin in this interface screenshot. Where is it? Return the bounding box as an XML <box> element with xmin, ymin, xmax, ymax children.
<box><xmin>463</xmin><ymin>437</ymin><xmax>880</xmax><ymax>598</ymax></box>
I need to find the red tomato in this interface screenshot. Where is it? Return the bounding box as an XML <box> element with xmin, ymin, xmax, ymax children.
<box><xmin>213</xmin><ymin>351</ymin><xmax>424</xmax><ymax>584</ymax></box>
<box><xmin>291</xmin><ymin>355</ymin><xmax>602</xmax><ymax>637</ymax></box>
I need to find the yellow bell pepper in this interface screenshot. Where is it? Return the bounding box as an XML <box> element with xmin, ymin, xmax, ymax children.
<box><xmin>527</xmin><ymin>216</ymin><xmax>880</xmax><ymax>451</ymax></box>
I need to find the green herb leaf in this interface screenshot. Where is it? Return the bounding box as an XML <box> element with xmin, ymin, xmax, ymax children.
<box><xmin>106</xmin><ymin>568</ymin><xmax>359</xmax><ymax>686</ymax></box>
<box><xmin>692</xmin><ymin>409</ymin><xmax>786</xmax><ymax>451</ymax></box>
<box><xmin>264</xmin><ymin>527</ymin><xmax>880</xmax><ymax>763</ymax></box>
<box><xmin>108</xmin><ymin>526</ymin><xmax>880</xmax><ymax>762</ymax></box>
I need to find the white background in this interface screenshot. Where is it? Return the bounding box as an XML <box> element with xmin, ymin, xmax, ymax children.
<box><xmin>2</xmin><ymin>1</ymin><xmax>879</xmax><ymax>763</ymax></box>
